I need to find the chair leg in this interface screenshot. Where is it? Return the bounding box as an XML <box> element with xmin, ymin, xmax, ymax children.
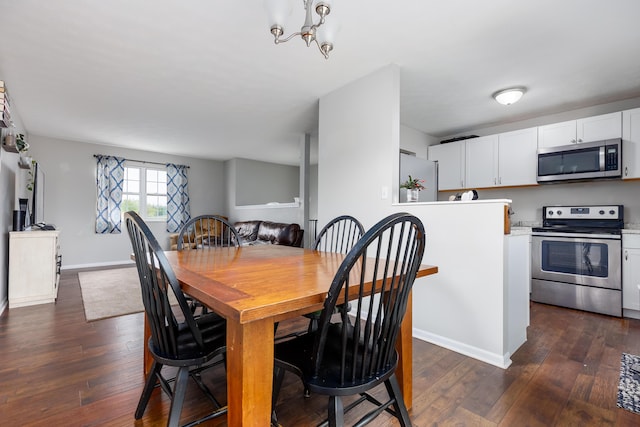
<box><xmin>271</xmin><ymin>366</ymin><xmax>286</xmax><ymax>427</ymax></box>
<box><xmin>167</xmin><ymin>366</ymin><xmax>190</xmax><ymax>427</ymax></box>
<box><xmin>385</xmin><ymin>374</ymin><xmax>411</xmax><ymax>427</ymax></box>
<box><xmin>308</xmin><ymin>317</ymin><xmax>319</xmax><ymax>334</ymax></box>
<box><xmin>135</xmin><ymin>361</ymin><xmax>163</xmax><ymax>419</ymax></box>
<box><xmin>328</xmin><ymin>395</ymin><xmax>344</xmax><ymax>427</ymax></box>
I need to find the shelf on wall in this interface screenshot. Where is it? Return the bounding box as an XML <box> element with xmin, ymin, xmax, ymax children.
<box><xmin>18</xmin><ymin>156</ymin><xmax>32</xmax><ymax>169</ymax></box>
<box><xmin>2</xmin><ymin>141</ymin><xmax>19</xmax><ymax>153</ymax></box>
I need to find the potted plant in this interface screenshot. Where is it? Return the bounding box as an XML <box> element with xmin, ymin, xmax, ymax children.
<box><xmin>16</xmin><ymin>133</ymin><xmax>29</xmax><ymax>153</ymax></box>
<box><xmin>15</xmin><ymin>133</ymin><xmax>33</xmax><ymax>169</ymax></box>
<box><xmin>400</xmin><ymin>175</ymin><xmax>426</xmax><ymax>202</ymax></box>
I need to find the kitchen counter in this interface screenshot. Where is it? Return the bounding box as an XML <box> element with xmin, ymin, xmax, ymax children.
<box><xmin>396</xmin><ymin>199</ymin><xmax>529</xmax><ymax>369</ymax></box>
<box><xmin>510</xmin><ymin>226</ymin><xmax>532</xmax><ymax>236</ymax></box>
<box><xmin>623</xmin><ymin>224</ymin><xmax>640</xmax><ymax>234</ymax></box>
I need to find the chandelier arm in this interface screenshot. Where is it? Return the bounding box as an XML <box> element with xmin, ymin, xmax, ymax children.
<box><xmin>276</xmin><ymin>31</ymin><xmax>304</xmax><ymax>44</ymax></box>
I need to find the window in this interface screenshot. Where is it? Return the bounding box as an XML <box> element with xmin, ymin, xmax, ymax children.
<box><xmin>122</xmin><ymin>164</ymin><xmax>167</xmax><ymax>221</ymax></box>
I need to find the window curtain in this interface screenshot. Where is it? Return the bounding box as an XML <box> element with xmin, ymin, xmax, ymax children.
<box><xmin>95</xmin><ymin>155</ymin><xmax>125</xmax><ymax>234</ymax></box>
<box><xmin>166</xmin><ymin>163</ymin><xmax>191</xmax><ymax>232</ymax></box>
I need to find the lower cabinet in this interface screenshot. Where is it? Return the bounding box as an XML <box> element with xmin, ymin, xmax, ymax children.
<box><xmin>8</xmin><ymin>230</ymin><xmax>61</xmax><ymax>308</ymax></box>
<box><xmin>623</xmin><ymin>234</ymin><xmax>640</xmax><ymax>313</ymax></box>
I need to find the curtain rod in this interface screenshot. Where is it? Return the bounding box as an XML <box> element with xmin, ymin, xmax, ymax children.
<box><xmin>93</xmin><ymin>154</ymin><xmax>190</xmax><ymax>168</ymax></box>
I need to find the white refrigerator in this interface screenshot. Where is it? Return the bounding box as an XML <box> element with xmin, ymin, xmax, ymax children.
<box><xmin>399</xmin><ymin>153</ymin><xmax>438</xmax><ymax>203</ymax></box>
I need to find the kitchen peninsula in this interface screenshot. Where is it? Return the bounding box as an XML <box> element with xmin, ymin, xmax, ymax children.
<box><xmin>395</xmin><ymin>198</ymin><xmax>529</xmax><ymax>368</ymax></box>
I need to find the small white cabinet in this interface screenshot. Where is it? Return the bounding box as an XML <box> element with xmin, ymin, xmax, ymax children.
<box><xmin>622</xmin><ymin>107</ymin><xmax>640</xmax><ymax>179</ymax></box>
<box><xmin>538</xmin><ymin>112</ymin><xmax>622</xmax><ymax>148</ymax></box>
<box><xmin>9</xmin><ymin>230</ymin><xmax>61</xmax><ymax>308</ymax></box>
<box><xmin>428</xmin><ymin>141</ymin><xmax>466</xmax><ymax>191</ymax></box>
<box><xmin>623</xmin><ymin>234</ymin><xmax>640</xmax><ymax>314</ymax></box>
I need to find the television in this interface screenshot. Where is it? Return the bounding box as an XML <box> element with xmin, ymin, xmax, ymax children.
<box><xmin>30</xmin><ymin>162</ymin><xmax>45</xmax><ymax>225</ymax></box>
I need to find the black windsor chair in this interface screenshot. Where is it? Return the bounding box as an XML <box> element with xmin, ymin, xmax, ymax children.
<box><xmin>272</xmin><ymin>212</ymin><xmax>425</xmax><ymax>427</ymax></box>
<box><xmin>125</xmin><ymin>211</ymin><xmax>228</xmax><ymax>427</ymax></box>
<box><xmin>176</xmin><ymin>214</ymin><xmax>241</xmax><ymax>250</ymax></box>
<box><xmin>305</xmin><ymin>215</ymin><xmax>365</xmax><ymax>333</ymax></box>
<box><xmin>176</xmin><ymin>215</ymin><xmax>241</xmax><ymax>316</ymax></box>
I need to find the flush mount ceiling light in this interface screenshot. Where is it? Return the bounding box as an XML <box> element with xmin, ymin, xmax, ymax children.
<box><xmin>264</xmin><ymin>0</ymin><xmax>335</xmax><ymax>59</ymax></box>
<box><xmin>493</xmin><ymin>87</ymin><xmax>526</xmax><ymax>105</ymax></box>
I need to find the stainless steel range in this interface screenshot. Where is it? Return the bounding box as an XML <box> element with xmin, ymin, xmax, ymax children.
<box><xmin>531</xmin><ymin>205</ymin><xmax>623</xmax><ymax>317</ymax></box>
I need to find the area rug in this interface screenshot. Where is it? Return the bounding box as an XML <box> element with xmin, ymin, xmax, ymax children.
<box><xmin>78</xmin><ymin>267</ymin><xmax>145</xmax><ymax>321</ymax></box>
<box><xmin>617</xmin><ymin>352</ymin><xmax>640</xmax><ymax>414</ymax></box>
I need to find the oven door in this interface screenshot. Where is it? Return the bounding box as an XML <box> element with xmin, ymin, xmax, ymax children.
<box><xmin>531</xmin><ymin>232</ymin><xmax>621</xmax><ymax>290</ymax></box>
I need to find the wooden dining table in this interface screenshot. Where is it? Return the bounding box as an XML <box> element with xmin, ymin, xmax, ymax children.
<box><xmin>150</xmin><ymin>244</ymin><xmax>438</xmax><ymax>426</ymax></box>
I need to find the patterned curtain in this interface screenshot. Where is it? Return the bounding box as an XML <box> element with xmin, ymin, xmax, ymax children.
<box><xmin>166</xmin><ymin>163</ymin><xmax>191</xmax><ymax>232</ymax></box>
<box><xmin>95</xmin><ymin>155</ymin><xmax>125</xmax><ymax>234</ymax></box>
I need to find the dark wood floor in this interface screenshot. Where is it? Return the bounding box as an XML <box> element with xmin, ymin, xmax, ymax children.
<box><xmin>2</xmin><ymin>269</ymin><xmax>640</xmax><ymax>426</ymax></box>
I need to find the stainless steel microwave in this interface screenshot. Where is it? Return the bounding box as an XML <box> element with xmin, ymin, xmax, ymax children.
<box><xmin>537</xmin><ymin>138</ymin><xmax>622</xmax><ymax>183</ymax></box>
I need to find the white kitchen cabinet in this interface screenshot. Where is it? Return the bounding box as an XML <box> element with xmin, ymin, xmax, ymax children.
<box><xmin>466</xmin><ymin>128</ymin><xmax>538</xmax><ymax>188</ymax></box>
<box><xmin>623</xmin><ymin>234</ymin><xmax>640</xmax><ymax>314</ymax></box>
<box><xmin>622</xmin><ymin>107</ymin><xmax>640</xmax><ymax>179</ymax></box>
<box><xmin>9</xmin><ymin>230</ymin><xmax>61</xmax><ymax>308</ymax></box>
<box><xmin>498</xmin><ymin>127</ymin><xmax>539</xmax><ymax>186</ymax></box>
<box><xmin>538</xmin><ymin>112</ymin><xmax>622</xmax><ymax>148</ymax></box>
<box><xmin>428</xmin><ymin>141</ymin><xmax>466</xmax><ymax>191</ymax></box>
<box><xmin>465</xmin><ymin>135</ymin><xmax>498</xmax><ymax>188</ymax></box>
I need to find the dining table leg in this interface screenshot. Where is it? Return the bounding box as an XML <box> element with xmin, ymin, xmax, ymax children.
<box><xmin>226</xmin><ymin>317</ymin><xmax>275</xmax><ymax>426</ymax></box>
<box><xmin>143</xmin><ymin>314</ymin><xmax>152</xmax><ymax>376</ymax></box>
<box><xmin>395</xmin><ymin>290</ymin><xmax>413</xmax><ymax>409</ymax></box>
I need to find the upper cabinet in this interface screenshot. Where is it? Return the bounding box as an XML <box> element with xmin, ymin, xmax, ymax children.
<box><xmin>497</xmin><ymin>127</ymin><xmax>539</xmax><ymax>186</ymax></box>
<box><xmin>466</xmin><ymin>128</ymin><xmax>538</xmax><ymax>188</ymax></box>
<box><xmin>428</xmin><ymin>141</ymin><xmax>466</xmax><ymax>191</ymax></box>
<box><xmin>538</xmin><ymin>112</ymin><xmax>622</xmax><ymax>148</ymax></box>
<box><xmin>429</xmin><ymin>109</ymin><xmax>633</xmax><ymax>192</ymax></box>
<box><xmin>622</xmin><ymin>107</ymin><xmax>640</xmax><ymax>179</ymax></box>
<box><xmin>466</xmin><ymin>135</ymin><xmax>498</xmax><ymax>188</ymax></box>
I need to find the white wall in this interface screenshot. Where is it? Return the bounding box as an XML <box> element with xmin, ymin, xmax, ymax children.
<box><xmin>318</xmin><ymin>64</ymin><xmax>400</xmax><ymax>229</ymax></box>
<box><xmin>400</xmin><ymin>124</ymin><xmax>436</xmax><ymax>159</ymax></box>
<box><xmin>0</xmin><ymin>148</ymin><xmax>20</xmax><ymax>314</ymax></box>
<box><xmin>224</xmin><ymin>158</ymin><xmax>303</xmax><ymax>226</ymax></box>
<box><xmin>25</xmin><ymin>135</ymin><xmax>227</xmax><ymax>268</ymax></box>
<box><xmin>0</xmin><ymin>95</ymin><xmax>27</xmax><ymax>315</ymax></box>
<box><xmin>234</xmin><ymin>158</ymin><xmax>299</xmax><ymax>206</ymax></box>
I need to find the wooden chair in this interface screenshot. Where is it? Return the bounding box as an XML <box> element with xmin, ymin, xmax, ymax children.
<box><xmin>125</xmin><ymin>211</ymin><xmax>228</xmax><ymax>427</ymax></box>
<box><xmin>272</xmin><ymin>212</ymin><xmax>425</xmax><ymax>427</ymax></box>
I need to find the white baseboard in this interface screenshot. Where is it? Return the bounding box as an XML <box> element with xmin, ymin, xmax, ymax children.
<box><xmin>623</xmin><ymin>308</ymin><xmax>640</xmax><ymax>320</ymax></box>
<box><xmin>61</xmin><ymin>260</ymin><xmax>135</xmax><ymax>270</ymax></box>
<box><xmin>412</xmin><ymin>327</ymin><xmax>512</xmax><ymax>369</ymax></box>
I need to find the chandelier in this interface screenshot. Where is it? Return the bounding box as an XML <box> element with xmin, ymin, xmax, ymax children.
<box><xmin>265</xmin><ymin>0</ymin><xmax>334</xmax><ymax>59</ymax></box>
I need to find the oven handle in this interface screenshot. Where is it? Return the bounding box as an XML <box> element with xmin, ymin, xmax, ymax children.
<box><xmin>531</xmin><ymin>231</ymin><xmax>621</xmax><ymax>240</ymax></box>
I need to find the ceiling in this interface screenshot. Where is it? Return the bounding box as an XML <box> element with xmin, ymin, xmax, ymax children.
<box><xmin>1</xmin><ymin>0</ymin><xmax>640</xmax><ymax>166</ymax></box>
